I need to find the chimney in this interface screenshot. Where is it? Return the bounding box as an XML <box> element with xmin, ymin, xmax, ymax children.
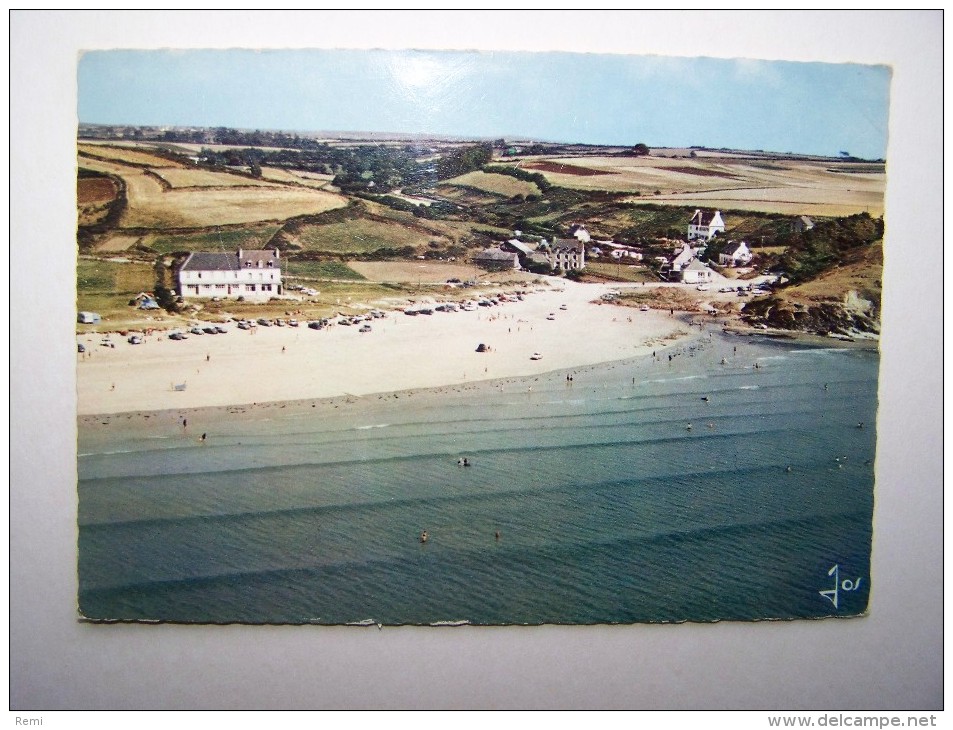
<box><xmin>237</xmin><ymin>248</ymin><xmax>243</xmax><ymax>259</ymax></box>
<box><xmin>273</xmin><ymin>248</ymin><xmax>280</xmax><ymax>259</ymax></box>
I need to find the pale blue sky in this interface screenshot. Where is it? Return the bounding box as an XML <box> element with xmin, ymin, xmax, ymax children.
<box><xmin>78</xmin><ymin>48</ymin><xmax>891</xmax><ymax>159</ymax></box>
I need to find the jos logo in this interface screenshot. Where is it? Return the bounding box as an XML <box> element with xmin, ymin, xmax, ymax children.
<box><xmin>819</xmin><ymin>564</ymin><xmax>864</xmax><ymax>610</ymax></box>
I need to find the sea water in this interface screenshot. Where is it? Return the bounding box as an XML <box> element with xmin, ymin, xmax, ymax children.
<box><xmin>77</xmin><ymin>332</ymin><xmax>878</xmax><ymax>624</ymax></box>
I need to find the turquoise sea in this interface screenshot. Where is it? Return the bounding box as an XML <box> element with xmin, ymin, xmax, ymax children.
<box><xmin>77</xmin><ymin>331</ymin><xmax>877</xmax><ymax>624</ymax></box>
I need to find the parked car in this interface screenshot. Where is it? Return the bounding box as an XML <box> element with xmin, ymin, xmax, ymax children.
<box><xmin>696</xmin><ymin>284</ymin><xmax>710</xmax><ymax>291</ymax></box>
<box><xmin>202</xmin><ymin>327</ymin><xmax>217</xmax><ymax>335</ymax></box>
<box><xmin>77</xmin><ymin>343</ymin><xmax>86</xmax><ymax>353</ymax></box>
<box><xmin>257</xmin><ymin>318</ymin><xmax>272</xmax><ymax>326</ymax></box>
<box><xmin>214</xmin><ymin>326</ymin><xmax>228</xmax><ymax>334</ymax></box>
<box><xmin>359</xmin><ymin>324</ymin><xmax>372</xmax><ymax>333</ymax></box>
<box><xmin>128</xmin><ymin>335</ymin><xmax>143</xmax><ymax>345</ymax></box>
<box><xmin>530</xmin><ymin>353</ymin><xmax>543</xmax><ymax>360</ymax></box>
<box><xmin>169</xmin><ymin>332</ymin><xmax>188</xmax><ymax>341</ymax></box>
<box><xmin>308</xmin><ymin>321</ymin><xmax>323</xmax><ymax>330</ymax></box>
<box><xmin>189</xmin><ymin>327</ymin><xmax>205</xmax><ymax>335</ymax></box>
<box><xmin>288</xmin><ymin>319</ymin><xmax>299</xmax><ymax>327</ymax></box>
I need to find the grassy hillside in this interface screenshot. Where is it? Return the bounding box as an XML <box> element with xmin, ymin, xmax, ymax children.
<box><xmin>443</xmin><ymin>171</ymin><xmax>542</xmax><ymax>198</ymax></box>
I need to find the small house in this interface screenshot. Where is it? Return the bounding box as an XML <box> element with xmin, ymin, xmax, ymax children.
<box><xmin>680</xmin><ymin>258</ymin><xmax>714</xmax><ymax>285</ymax></box>
<box><xmin>569</xmin><ymin>224</ymin><xmax>591</xmax><ymax>243</ymax></box>
<box><xmin>473</xmin><ymin>248</ymin><xmax>520</xmax><ymax>271</ymax></box>
<box><xmin>792</xmin><ymin>216</ymin><xmax>815</xmax><ymax>233</ymax></box>
<box><xmin>77</xmin><ymin>311</ymin><xmax>101</xmax><ymax>324</ymax></box>
<box><xmin>500</xmin><ymin>238</ymin><xmax>534</xmax><ymax>257</ymax></box>
<box><xmin>718</xmin><ymin>241</ymin><xmax>753</xmax><ymax>267</ymax></box>
<box><xmin>671</xmin><ymin>243</ymin><xmax>695</xmax><ymax>271</ymax></box>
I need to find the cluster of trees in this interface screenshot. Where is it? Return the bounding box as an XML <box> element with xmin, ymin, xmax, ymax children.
<box><xmin>196</xmin><ymin>139</ymin><xmax>497</xmax><ymax>194</ymax></box>
<box><xmin>434</xmin><ymin>142</ymin><xmax>494</xmax><ymax>180</ymax></box>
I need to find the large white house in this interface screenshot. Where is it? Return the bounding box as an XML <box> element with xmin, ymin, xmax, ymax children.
<box><xmin>178</xmin><ymin>248</ymin><xmax>283</xmax><ymax>300</ymax></box>
<box><xmin>688</xmin><ymin>209</ymin><xmax>725</xmax><ymax>241</ymax></box>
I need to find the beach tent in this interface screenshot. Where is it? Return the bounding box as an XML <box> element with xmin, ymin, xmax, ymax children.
<box><xmin>135</xmin><ymin>293</ymin><xmax>160</xmax><ymax>310</ymax></box>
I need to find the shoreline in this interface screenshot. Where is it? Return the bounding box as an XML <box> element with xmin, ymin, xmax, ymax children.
<box><xmin>76</xmin><ymin>279</ymin><xmax>879</xmax><ymax>421</ymax></box>
<box><xmin>76</xmin><ymin>321</ymin><xmax>877</xmax><ymax>432</ymax></box>
<box><xmin>77</xmin><ymin>338</ymin><xmax>703</xmax><ymax>432</ymax></box>
<box><xmin>76</xmin><ymin>281</ymin><xmax>699</xmax><ymax>417</ymax></box>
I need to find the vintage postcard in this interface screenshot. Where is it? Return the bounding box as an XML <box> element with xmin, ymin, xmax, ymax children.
<box><xmin>75</xmin><ymin>48</ymin><xmax>888</xmax><ymax>625</ymax></box>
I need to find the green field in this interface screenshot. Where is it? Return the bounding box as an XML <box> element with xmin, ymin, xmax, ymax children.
<box><xmin>149</xmin><ymin>225</ymin><xmax>282</xmax><ymax>254</ymax></box>
<box><xmin>282</xmin><ymin>260</ymin><xmax>366</xmax><ymax>281</ymax></box>
<box><xmin>288</xmin><ymin>218</ymin><xmax>447</xmax><ymax>254</ymax></box>
<box><xmin>76</xmin><ymin>258</ymin><xmax>161</xmax><ymax>326</ymax></box>
<box><xmin>444</xmin><ymin>171</ymin><xmax>542</xmax><ymax>198</ymax></box>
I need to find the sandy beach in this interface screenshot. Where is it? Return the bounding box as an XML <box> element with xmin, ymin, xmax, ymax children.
<box><xmin>76</xmin><ymin>281</ymin><xmax>695</xmax><ymax>415</ymax></box>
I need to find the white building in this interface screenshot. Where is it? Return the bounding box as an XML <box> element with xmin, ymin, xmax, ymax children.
<box><xmin>179</xmin><ymin>248</ymin><xmax>282</xmax><ymax>300</ymax></box>
<box><xmin>680</xmin><ymin>258</ymin><xmax>714</xmax><ymax>284</ymax></box>
<box><xmin>569</xmin><ymin>224</ymin><xmax>591</xmax><ymax>243</ymax></box>
<box><xmin>718</xmin><ymin>241</ymin><xmax>753</xmax><ymax>267</ymax></box>
<box><xmin>671</xmin><ymin>242</ymin><xmax>695</xmax><ymax>271</ymax></box>
<box><xmin>688</xmin><ymin>209</ymin><xmax>725</xmax><ymax>241</ymax></box>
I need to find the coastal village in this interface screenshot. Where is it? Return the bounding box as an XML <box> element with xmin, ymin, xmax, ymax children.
<box><xmin>75</xmin><ymin>131</ymin><xmax>885</xmax><ymax>414</ymax></box>
<box><xmin>82</xmin><ymin>207</ymin><xmax>777</xmax><ymax>327</ymax></box>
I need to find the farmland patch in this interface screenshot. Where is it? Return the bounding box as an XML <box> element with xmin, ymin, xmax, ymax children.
<box><xmin>77</xmin><ymin>144</ymin><xmax>185</xmax><ymax>168</ymax></box>
<box><xmin>348</xmin><ymin>261</ymin><xmax>483</xmax><ymax>283</ymax></box>
<box><xmin>152</xmin><ymin>167</ymin><xmax>284</xmax><ymax>189</ymax></box>
<box><xmin>444</xmin><ymin>171</ymin><xmax>541</xmax><ymax>198</ymax></box>
<box><xmin>78</xmin><ymin>176</ymin><xmax>119</xmax><ymax>205</ymax></box>
<box><xmin>523</xmin><ymin>160</ymin><xmax>613</xmax><ymax>176</ymax></box>
<box><xmin>284</xmin><ymin>217</ymin><xmax>449</xmax><ymax>254</ymax></box>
